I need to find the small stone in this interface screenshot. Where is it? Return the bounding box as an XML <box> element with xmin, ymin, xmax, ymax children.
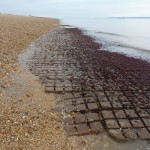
<box><xmin>22</xmin><ymin>116</ymin><xmax>26</xmax><ymax>119</ymax></box>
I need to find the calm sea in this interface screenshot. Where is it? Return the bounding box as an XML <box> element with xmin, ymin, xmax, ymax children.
<box><xmin>62</xmin><ymin>18</ymin><xmax>150</xmax><ymax>61</ymax></box>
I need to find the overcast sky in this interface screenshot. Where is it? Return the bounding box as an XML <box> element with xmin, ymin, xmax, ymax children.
<box><xmin>0</xmin><ymin>0</ymin><xmax>150</xmax><ymax>19</ymax></box>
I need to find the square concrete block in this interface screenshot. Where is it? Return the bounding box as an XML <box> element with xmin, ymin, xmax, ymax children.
<box><xmin>87</xmin><ymin>103</ymin><xmax>99</xmax><ymax>111</ymax></box>
<box><xmin>46</xmin><ymin>82</ymin><xmax>54</xmax><ymax>87</ymax></box>
<box><xmin>123</xmin><ymin>129</ymin><xmax>138</xmax><ymax>140</ymax></box>
<box><xmin>111</xmin><ymin>102</ymin><xmax>123</xmax><ymax>109</ymax></box>
<box><xmin>76</xmin><ymin>123</ymin><xmax>90</xmax><ymax>135</ymax></box>
<box><xmin>75</xmin><ymin>98</ymin><xmax>85</xmax><ymax>104</ymax></box>
<box><xmin>142</xmin><ymin>118</ymin><xmax>150</xmax><ymax>127</ymax></box>
<box><xmin>76</xmin><ymin>104</ymin><xmax>87</xmax><ymax>112</ymax></box>
<box><xmin>64</xmin><ymin>99</ymin><xmax>74</xmax><ymax>105</ymax></box>
<box><xmin>118</xmin><ymin>119</ymin><xmax>132</xmax><ymax>128</ymax></box>
<box><xmin>45</xmin><ymin>86</ymin><xmax>54</xmax><ymax>93</ymax></box>
<box><xmin>55</xmin><ymin>87</ymin><xmax>64</xmax><ymax>93</ymax></box>
<box><xmin>139</xmin><ymin>110</ymin><xmax>150</xmax><ymax>118</ymax></box>
<box><xmin>109</xmin><ymin>129</ymin><xmax>126</xmax><ymax>141</ymax></box>
<box><xmin>63</xmin><ymin>117</ymin><xmax>74</xmax><ymax>125</ymax></box>
<box><xmin>87</xmin><ymin>113</ymin><xmax>99</xmax><ymax>122</ymax></box>
<box><xmin>125</xmin><ymin>109</ymin><xmax>138</xmax><ymax>118</ymax></box>
<box><xmin>97</xmin><ymin>92</ymin><xmax>108</xmax><ymax>102</ymax></box>
<box><xmin>131</xmin><ymin>119</ymin><xmax>144</xmax><ymax>128</ymax></box>
<box><xmin>73</xmin><ymin>87</ymin><xmax>82</xmax><ymax>92</ymax></box>
<box><xmin>64</xmin><ymin>93</ymin><xmax>74</xmax><ymax>99</ymax></box>
<box><xmin>105</xmin><ymin>119</ymin><xmax>120</xmax><ymax>129</ymax></box>
<box><xmin>114</xmin><ymin>110</ymin><xmax>126</xmax><ymax>119</ymax></box>
<box><xmin>121</xmin><ymin>101</ymin><xmax>132</xmax><ymax>108</ymax></box>
<box><xmin>74</xmin><ymin>114</ymin><xmax>87</xmax><ymax>124</ymax></box>
<box><xmin>74</xmin><ymin>92</ymin><xmax>82</xmax><ymax>98</ymax></box>
<box><xmin>102</xmin><ymin>110</ymin><xmax>115</xmax><ymax>119</ymax></box>
<box><xmin>85</xmin><ymin>97</ymin><xmax>96</xmax><ymax>103</ymax></box>
<box><xmin>65</xmin><ymin>105</ymin><xmax>76</xmax><ymax>113</ymax></box>
<box><xmin>64</xmin><ymin>125</ymin><xmax>76</xmax><ymax>136</ymax></box>
<box><xmin>90</xmin><ymin>121</ymin><xmax>103</xmax><ymax>133</ymax></box>
<box><xmin>100</xmin><ymin>101</ymin><xmax>112</xmax><ymax>109</ymax></box>
<box><xmin>137</xmin><ymin>128</ymin><xmax>150</xmax><ymax>139</ymax></box>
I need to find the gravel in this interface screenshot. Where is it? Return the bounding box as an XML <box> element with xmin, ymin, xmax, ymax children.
<box><xmin>0</xmin><ymin>14</ymin><xmax>59</xmax><ymax>78</ymax></box>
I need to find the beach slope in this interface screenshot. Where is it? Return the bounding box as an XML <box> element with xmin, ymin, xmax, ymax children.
<box><xmin>0</xmin><ymin>14</ymin><xmax>59</xmax><ymax>77</ymax></box>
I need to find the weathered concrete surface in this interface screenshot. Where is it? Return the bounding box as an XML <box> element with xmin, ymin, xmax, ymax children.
<box><xmin>25</xmin><ymin>27</ymin><xmax>150</xmax><ymax>142</ymax></box>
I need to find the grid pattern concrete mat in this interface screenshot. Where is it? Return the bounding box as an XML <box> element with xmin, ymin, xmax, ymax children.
<box><xmin>26</xmin><ymin>28</ymin><xmax>150</xmax><ymax>141</ymax></box>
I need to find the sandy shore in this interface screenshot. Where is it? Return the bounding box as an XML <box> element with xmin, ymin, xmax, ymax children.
<box><xmin>0</xmin><ymin>14</ymin><xmax>59</xmax><ymax>78</ymax></box>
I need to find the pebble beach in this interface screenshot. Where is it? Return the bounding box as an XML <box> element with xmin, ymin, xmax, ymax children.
<box><xmin>0</xmin><ymin>14</ymin><xmax>59</xmax><ymax>78</ymax></box>
<box><xmin>0</xmin><ymin>14</ymin><xmax>150</xmax><ymax>150</ymax></box>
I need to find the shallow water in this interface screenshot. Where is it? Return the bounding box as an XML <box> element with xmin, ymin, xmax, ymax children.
<box><xmin>62</xmin><ymin>18</ymin><xmax>150</xmax><ymax>60</ymax></box>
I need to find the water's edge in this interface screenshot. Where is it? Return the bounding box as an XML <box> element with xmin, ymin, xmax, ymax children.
<box><xmin>61</xmin><ymin>19</ymin><xmax>150</xmax><ymax>61</ymax></box>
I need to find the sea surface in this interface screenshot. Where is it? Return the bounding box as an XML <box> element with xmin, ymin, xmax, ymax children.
<box><xmin>62</xmin><ymin>18</ymin><xmax>150</xmax><ymax>61</ymax></box>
